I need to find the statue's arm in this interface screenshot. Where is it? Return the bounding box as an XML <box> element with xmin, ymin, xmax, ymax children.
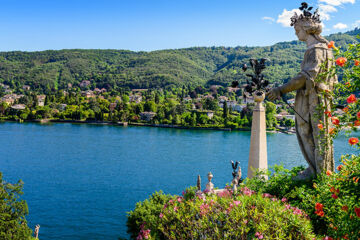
<box><xmin>267</xmin><ymin>73</ymin><xmax>306</xmax><ymax>101</ymax></box>
<box><xmin>279</xmin><ymin>72</ymin><xmax>307</xmax><ymax>94</ymax></box>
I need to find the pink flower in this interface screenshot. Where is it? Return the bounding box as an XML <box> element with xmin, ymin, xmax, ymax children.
<box><xmin>217</xmin><ymin>189</ymin><xmax>231</xmax><ymax>198</ymax></box>
<box><xmin>159</xmin><ymin>213</ymin><xmax>163</xmax><ymax>218</ymax></box>
<box><xmin>243</xmin><ymin>220</ymin><xmax>248</xmax><ymax>224</ymax></box>
<box><xmin>234</xmin><ymin>200</ymin><xmax>241</xmax><ymax>206</ymax></box>
<box><xmin>173</xmin><ymin>206</ymin><xmax>178</xmax><ymax>212</ymax></box>
<box><xmin>177</xmin><ymin>197</ymin><xmax>182</xmax><ymax>203</ymax></box>
<box><xmin>255</xmin><ymin>232</ymin><xmax>264</xmax><ymax>239</ymax></box>
<box><xmin>293</xmin><ymin>207</ymin><xmax>303</xmax><ymax>215</ymax></box>
<box><xmin>200</xmin><ymin>203</ymin><xmax>209</xmax><ymax>216</ymax></box>
<box><xmin>262</xmin><ymin>193</ymin><xmax>272</xmax><ymax>198</ymax></box>
<box><xmin>241</xmin><ymin>187</ymin><xmax>255</xmax><ymax>196</ymax></box>
<box><xmin>281</xmin><ymin>197</ymin><xmax>287</xmax><ymax>202</ymax></box>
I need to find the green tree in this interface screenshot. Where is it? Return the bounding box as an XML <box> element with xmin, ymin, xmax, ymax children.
<box><xmin>144</xmin><ymin>101</ymin><xmax>157</xmax><ymax>112</ymax></box>
<box><xmin>223</xmin><ymin>101</ymin><xmax>228</xmax><ymax>120</ymax></box>
<box><xmin>0</xmin><ymin>172</ymin><xmax>33</xmax><ymax>240</ymax></box>
<box><xmin>191</xmin><ymin>112</ymin><xmax>197</xmax><ymax>127</ymax></box>
<box><xmin>265</xmin><ymin>102</ymin><xmax>278</xmax><ymax>129</ymax></box>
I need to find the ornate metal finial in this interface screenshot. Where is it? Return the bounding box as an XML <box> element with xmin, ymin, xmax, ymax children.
<box><xmin>197</xmin><ymin>175</ymin><xmax>201</xmax><ymax>191</ymax></box>
<box><xmin>233</xmin><ymin>58</ymin><xmax>270</xmax><ymax>98</ymax></box>
<box><xmin>231</xmin><ymin>161</ymin><xmax>242</xmax><ymax>193</ymax></box>
<box><xmin>290</xmin><ymin>2</ymin><xmax>321</xmax><ymax>27</ymax></box>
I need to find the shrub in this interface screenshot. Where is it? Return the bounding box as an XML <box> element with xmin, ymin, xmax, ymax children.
<box><xmin>245</xmin><ymin>159</ymin><xmax>360</xmax><ymax>239</ymax></box>
<box><xmin>129</xmin><ymin>187</ymin><xmax>316</xmax><ymax>239</ymax></box>
<box><xmin>126</xmin><ymin>191</ymin><xmax>172</xmax><ymax>240</ymax></box>
<box><xmin>0</xmin><ymin>172</ymin><xmax>33</xmax><ymax>240</ymax></box>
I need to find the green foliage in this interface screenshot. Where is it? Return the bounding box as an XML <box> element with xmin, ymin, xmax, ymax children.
<box><xmin>126</xmin><ymin>191</ymin><xmax>172</xmax><ymax>240</ymax></box>
<box><xmin>0</xmin><ymin>172</ymin><xmax>33</xmax><ymax>240</ymax></box>
<box><xmin>245</xmin><ymin>159</ymin><xmax>360</xmax><ymax>239</ymax></box>
<box><xmin>130</xmin><ymin>187</ymin><xmax>316</xmax><ymax>239</ymax></box>
<box><xmin>0</xmin><ymin>29</ymin><xmax>358</xmax><ymax>92</ymax></box>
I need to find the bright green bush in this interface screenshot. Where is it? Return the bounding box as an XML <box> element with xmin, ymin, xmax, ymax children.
<box><xmin>0</xmin><ymin>172</ymin><xmax>33</xmax><ymax>240</ymax></box>
<box><xmin>128</xmin><ymin>186</ymin><xmax>316</xmax><ymax>239</ymax></box>
<box><xmin>126</xmin><ymin>191</ymin><xmax>172</xmax><ymax>240</ymax></box>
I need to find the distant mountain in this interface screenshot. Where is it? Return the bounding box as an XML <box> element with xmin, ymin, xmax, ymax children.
<box><xmin>0</xmin><ymin>28</ymin><xmax>359</xmax><ymax>92</ymax></box>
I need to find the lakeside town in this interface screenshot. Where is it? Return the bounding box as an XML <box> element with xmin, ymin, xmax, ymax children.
<box><xmin>0</xmin><ymin>80</ymin><xmax>299</xmax><ymax>132</ymax></box>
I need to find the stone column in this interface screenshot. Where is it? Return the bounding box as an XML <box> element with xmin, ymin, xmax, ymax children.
<box><xmin>247</xmin><ymin>92</ymin><xmax>268</xmax><ymax>179</ymax></box>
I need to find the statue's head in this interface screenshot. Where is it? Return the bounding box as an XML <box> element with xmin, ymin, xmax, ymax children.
<box><xmin>291</xmin><ymin>2</ymin><xmax>322</xmax><ymax>41</ymax></box>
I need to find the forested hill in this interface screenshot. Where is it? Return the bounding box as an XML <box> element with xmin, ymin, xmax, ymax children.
<box><xmin>1</xmin><ymin>28</ymin><xmax>359</xmax><ymax>92</ymax></box>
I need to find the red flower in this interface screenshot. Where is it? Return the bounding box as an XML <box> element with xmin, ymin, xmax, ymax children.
<box><xmin>336</xmin><ymin>57</ymin><xmax>347</xmax><ymax>67</ymax></box>
<box><xmin>342</xmin><ymin>205</ymin><xmax>348</xmax><ymax>212</ymax></box>
<box><xmin>355</xmin><ymin>60</ymin><xmax>360</xmax><ymax>66</ymax></box>
<box><xmin>315</xmin><ymin>210</ymin><xmax>325</xmax><ymax>217</ymax></box>
<box><xmin>355</xmin><ymin>120</ymin><xmax>360</xmax><ymax>126</ymax></box>
<box><xmin>331</xmin><ymin>194</ymin><xmax>338</xmax><ymax>199</ymax></box>
<box><xmin>323</xmin><ymin>237</ymin><xmax>334</xmax><ymax>240</ymax></box>
<box><xmin>318</xmin><ymin>124</ymin><xmax>324</xmax><ymax>130</ymax></box>
<box><xmin>349</xmin><ymin>137</ymin><xmax>359</xmax><ymax>145</ymax></box>
<box><xmin>328</xmin><ymin>128</ymin><xmax>335</xmax><ymax>135</ymax></box>
<box><xmin>343</xmin><ymin>107</ymin><xmax>349</xmax><ymax>113</ymax></box>
<box><xmin>326</xmin><ymin>170</ymin><xmax>332</xmax><ymax>176</ymax></box>
<box><xmin>325</xmin><ymin>111</ymin><xmax>332</xmax><ymax>117</ymax></box>
<box><xmin>315</xmin><ymin>203</ymin><xmax>324</xmax><ymax>211</ymax></box>
<box><xmin>328</xmin><ymin>41</ymin><xmax>335</xmax><ymax>49</ymax></box>
<box><xmin>355</xmin><ymin>207</ymin><xmax>360</xmax><ymax>217</ymax></box>
<box><xmin>347</xmin><ymin>94</ymin><xmax>357</xmax><ymax>104</ymax></box>
<box><xmin>337</xmin><ymin>165</ymin><xmax>343</xmax><ymax>171</ymax></box>
<box><xmin>331</xmin><ymin>117</ymin><xmax>340</xmax><ymax>125</ymax></box>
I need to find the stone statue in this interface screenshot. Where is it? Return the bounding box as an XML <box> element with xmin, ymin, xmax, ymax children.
<box><xmin>205</xmin><ymin>172</ymin><xmax>214</xmax><ymax>192</ymax></box>
<box><xmin>34</xmin><ymin>224</ymin><xmax>40</xmax><ymax>239</ymax></box>
<box><xmin>268</xmin><ymin>3</ymin><xmax>336</xmax><ymax>177</ymax></box>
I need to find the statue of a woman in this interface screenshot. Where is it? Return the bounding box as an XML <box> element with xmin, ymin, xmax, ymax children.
<box><xmin>268</xmin><ymin>4</ymin><xmax>337</xmax><ymax>177</ymax></box>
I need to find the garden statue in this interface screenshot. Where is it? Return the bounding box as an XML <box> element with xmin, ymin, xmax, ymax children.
<box><xmin>267</xmin><ymin>2</ymin><xmax>336</xmax><ymax>177</ymax></box>
<box><xmin>206</xmin><ymin>172</ymin><xmax>214</xmax><ymax>192</ymax></box>
<box><xmin>34</xmin><ymin>224</ymin><xmax>40</xmax><ymax>239</ymax></box>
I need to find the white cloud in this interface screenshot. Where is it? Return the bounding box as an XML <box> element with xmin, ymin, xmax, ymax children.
<box><xmin>333</xmin><ymin>22</ymin><xmax>348</xmax><ymax>29</ymax></box>
<box><xmin>276</xmin><ymin>1</ymin><xmax>355</xmax><ymax>27</ymax></box>
<box><xmin>262</xmin><ymin>16</ymin><xmax>275</xmax><ymax>23</ymax></box>
<box><xmin>318</xmin><ymin>4</ymin><xmax>337</xmax><ymax>20</ymax></box>
<box><xmin>277</xmin><ymin>8</ymin><xmax>302</xmax><ymax>27</ymax></box>
<box><xmin>352</xmin><ymin>20</ymin><xmax>360</xmax><ymax>28</ymax></box>
<box><xmin>318</xmin><ymin>0</ymin><xmax>355</xmax><ymax>6</ymax></box>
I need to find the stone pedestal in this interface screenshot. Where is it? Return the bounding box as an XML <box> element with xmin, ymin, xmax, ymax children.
<box><xmin>247</xmin><ymin>92</ymin><xmax>268</xmax><ymax>179</ymax></box>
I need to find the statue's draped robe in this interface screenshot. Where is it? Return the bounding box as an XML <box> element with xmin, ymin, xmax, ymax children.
<box><xmin>295</xmin><ymin>42</ymin><xmax>337</xmax><ymax>174</ymax></box>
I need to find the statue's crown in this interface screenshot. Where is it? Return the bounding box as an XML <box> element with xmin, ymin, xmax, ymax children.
<box><xmin>290</xmin><ymin>2</ymin><xmax>321</xmax><ymax>26</ymax></box>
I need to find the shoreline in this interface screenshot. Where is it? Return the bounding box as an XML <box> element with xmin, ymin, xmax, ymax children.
<box><xmin>0</xmin><ymin>119</ymin><xmax>295</xmax><ymax>133</ymax></box>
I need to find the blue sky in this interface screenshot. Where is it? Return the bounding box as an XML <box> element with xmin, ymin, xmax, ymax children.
<box><xmin>0</xmin><ymin>0</ymin><xmax>359</xmax><ymax>52</ymax></box>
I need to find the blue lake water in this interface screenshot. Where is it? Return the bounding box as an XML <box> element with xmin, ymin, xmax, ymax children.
<box><xmin>0</xmin><ymin>122</ymin><xmax>358</xmax><ymax>240</ymax></box>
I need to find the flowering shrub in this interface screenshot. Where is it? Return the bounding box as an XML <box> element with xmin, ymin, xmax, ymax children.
<box><xmin>155</xmin><ymin>188</ymin><xmax>315</xmax><ymax>239</ymax></box>
<box><xmin>126</xmin><ymin>191</ymin><xmax>172</xmax><ymax>240</ymax></box>
<box><xmin>303</xmin><ymin>154</ymin><xmax>360</xmax><ymax>239</ymax></box>
<box><xmin>245</xmin><ymin>157</ymin><xmax>360</xmax><ymax>239</ymax></box>
<box><xmin>315</xmin><ymin>39</ymin><xmax>360</xmax><ymax>148</ymax></box>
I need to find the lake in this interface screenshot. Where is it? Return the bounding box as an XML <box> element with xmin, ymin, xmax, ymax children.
<box><xmin>0</xmin><ymin>122</ymin><xmax>357</xmax><ymax>239</ymax></box>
